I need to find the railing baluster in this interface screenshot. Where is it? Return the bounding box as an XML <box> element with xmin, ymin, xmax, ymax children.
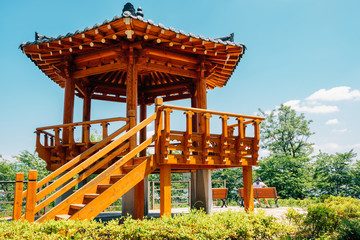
<box><xmin>202</xmin><ymin>113</ymin><xmax>212</xmax><ymax>162</ymax></box>
<box><xmin>44</xmin><ymin>134</ymin><xmax>48</xmax><ymax>147</ymax></box>
<box><xmin>83</xmin><ymin>124</ymin><xmax>91</xmax><ymax>148</ymax></box>
<box><xmin>220</xmin><ymin>115</ymin><xmax>229</xmax><ymax>163</ymax></box>
<box><xmin>236</xmin><ymin>117</ymin><xmax>245</xmax><ymax>164</ymax></box>
<box><xmin>162</xmin><ymin>108</ymin><xmax>173</xmax><ymax>162</ymax></box>
<box><xmin>25</xmin><ymin>170</ymin><xmax>38</xmax><ymax>222</ymax></box>
<box><xmin>253</xmin><ymin>120</ymin><xmax>261</xmax><ymax>163</ymax></box>
<box><xmin>12</xmin><ymin>173</ymin><xmax>24</xmax><ymax>220</ymax></box>
<box><xmin>184</xmin><ymin>111</ymin><xmax>194</xmax><ymax>161</ymax></box>
<box><xmin>101</xmin><ymin>122</ymin><xmax>109</xmax><ymax>140</ymax></box>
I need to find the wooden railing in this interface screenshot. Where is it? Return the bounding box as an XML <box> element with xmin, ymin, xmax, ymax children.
<box><xmin>13</xmin><ymin>110</ymin><xmax>160</xmax><ymax>222</ymax></box>
<box><xmin>157</xmin><ymin>104</ymin><xmax>264</xmax><ymax>166</ymax></box>
<box><xmin>35</xmin><ymin>117</ymin><xmax>129</xmax><ymax>169</ymax></box>
<box><xmin>13</xmin><ymin>98</ymin><xmax>264</xmax><ymax>221</ymax></box>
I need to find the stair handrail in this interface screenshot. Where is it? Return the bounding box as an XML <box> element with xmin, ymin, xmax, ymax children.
<box><xmin>160</xmin><ymin>104</ymin><xmax>265</xmax><ymax>120</ymax></box>
<box><xmin>33</xmin><ymin>113</ymin><xmax>156</xmax><ymax>203</ymax></box>
<box><xmin>21</xmin><ymin>122</ymin><xmax>130</xmax><ymax>201</ymax></box>
<box><xmin>35</xmin><ymin>112</ymin><xmax>159</xmax><ymax>222</ymax></box>
<box><xmin>36</xmin><ymin>117</ymin><xmax>129</xmax><ymax>131</ymax></box>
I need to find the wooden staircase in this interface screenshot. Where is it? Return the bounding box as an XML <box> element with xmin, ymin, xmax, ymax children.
<box><xmin>13</xmin><ymin>102</ymin><xmax>265</xmax><ymax>222</ymax></box>
<box><xmin>44</xmin><ymin>155</ymin><xmax>156</xmax><ymax>222</ymax></box>
<box><xmin>12</xmin><ymin>112</ymin><xmax>158</xmax><ymax>222</ymax></box>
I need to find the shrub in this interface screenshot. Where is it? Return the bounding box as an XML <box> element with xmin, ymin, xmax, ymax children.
<box><xmin>0</xmin><ymin>210</ymin><xmax>293</xmax><ymax>239</ymax></box>
<box><xmin>285</xmin><ymin>195</ymin><xmax>360</xmax><ymax>239</ymax></box>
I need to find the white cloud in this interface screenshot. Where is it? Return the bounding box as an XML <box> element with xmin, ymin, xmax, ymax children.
<box><xmin>314</xmin><ymin>143</ymin><xmax>341</xmax><ymax>153</ymax></box>
<box><xmin>332</xmin><ymin>128</ymin><xmax>348</xmax><ymax>133</ymax></box>
<box><xmin>325</xmin><ymin>119</ymin><xmax>339</xmax><ymax>125</ymax></box>
<box><xmin>284</xmin><ymin>100</ymin><xmax>339</xmax><ymax>114</ymax></box>
<box><xmin>306</xmin><ymin>86</ymin><xmax>360</xmax><ymax>102</ymax></box>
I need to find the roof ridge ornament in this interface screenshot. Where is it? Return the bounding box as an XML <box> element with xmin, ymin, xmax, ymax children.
<box><xmin>122</xmin><ymin>2</ymin><xmax>136</xmax><ymax>17</ymax></box>
<box><xmin>137</xmin><ymin>6</ymin><xmax>144</xmax><ymax>17</ymax></box>
<box><xmin>35</xmin><ymin>32</ymin><xmax>51</xmax><ymax>42</ymax></box>
<box><xmin>215</xmin><ymin>33</ymin><xmax>234</xmax><ymax>42</ymax></box>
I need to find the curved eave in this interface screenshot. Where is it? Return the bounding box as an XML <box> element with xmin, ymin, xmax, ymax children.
<box><xmin>20</xmin><ymin>13</ymin><xmax>245</xmax><ymax>90</ymax></box>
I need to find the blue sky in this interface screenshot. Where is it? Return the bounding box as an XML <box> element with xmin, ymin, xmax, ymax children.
<box><xmin>0</xmin><ymin>0</ymin><xmax>359</xmax><ymax>160</ymax></box>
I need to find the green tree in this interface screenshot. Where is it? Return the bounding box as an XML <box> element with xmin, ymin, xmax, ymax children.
<box><xmin>212</xmin><ymin>168</ymin><xmax>243</xmax><ymax>202</ymax></box>
<box><xmin>312</xmin><ymin>150</ymin><xmax>355</xmax><ymax>196</ymax></box>
<box><xmin>256</xmin><ymin>105</ymin><xmax>314</xmax><ymax>199</ymax></box>
<box><xmin>260</xmin><ymin>104</ymin><xmax>314</xmax><ymax>158</ymax></box>
<box><xmin>14</xmin><ymin>150</ymin><xmax>50</xmax><ymax>180</ymax></box>
<box><xmin>349</xmin><ymin>159</ymin><xmax>360</xmax><ymax>198</ymax></box>
<box><xmin>256</xmin><ymin>155</ymin><xmax>311</xmax><ymax>199</ymax></box>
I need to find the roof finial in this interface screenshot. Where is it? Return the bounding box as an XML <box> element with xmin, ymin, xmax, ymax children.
<box><xmin>137</xmin><ymin>6</ymin><xmax>144</xmax><ymax>17</ymax></box>
<box><xmin>122</xmin><ymin>2</ymin><xmax>136</xmax><ymax>17</ymax></box>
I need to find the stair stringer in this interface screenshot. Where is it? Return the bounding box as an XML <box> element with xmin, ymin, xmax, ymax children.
<box><xmin>36</xmin><ymin>135</ymin><xmax>156</xmax><ymax>222</ymax></box>
<box><xmin>70</xmin><ymin>155</ymin><xmax>157</xmax><ymax>220</ymax></box>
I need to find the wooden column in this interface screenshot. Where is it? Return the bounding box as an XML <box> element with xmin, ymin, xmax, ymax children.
<box><xmin>134</xmin><ymin>101</ymin><xmax>147</xmax><ymax>219</ymax></box>
<box><xmin>123</xmin><ymin>46</ymin><xmax>139</xmax><ymax>218</ymax></box>
<box><xmin>25</xmin><ymin>170</ymin><xmax>38</xmax><ymax>222</ymax></box>
<box><xmin>12</xmin><ymin>173</ymin><xmax>24</xmax><ymax>220</ymax></box>
<box><xmin>63</xmin><ymin>66</ymin><xmax>75</xmax><ymax>144</ymax></box>
<box><xmin>242</xmin><ymin>166</ymin><xmax>254</xmax><ymax>212</ymax></box>
<box><xmin>193</xmin><ymin>61</ymin><xmax>212</xmax><ymax>213</ymax></box>
<box><xmin>190</xmin><ymin>92</ymin><xmax>198</xmax><ymax>208</ymax></box>
<box><xmin>82</xmin><ymin>90</ymin><xmax>91</xmax><ymax>122</ymax></box>
<box><xmin>160</xmin><ymin>164</ymin><xmax>171</xmax><ymax>217</ymax></box>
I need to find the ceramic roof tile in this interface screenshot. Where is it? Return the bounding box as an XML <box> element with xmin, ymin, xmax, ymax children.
<box><xmin>19</xmin><ymin>3</ymin><xmax>245</xmax><ymax>50</ymax></box>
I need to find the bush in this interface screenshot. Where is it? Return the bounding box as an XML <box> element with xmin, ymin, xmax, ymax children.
<box><xmin>285</xmin><ymin>195</ymin><xmax>360</xmax><ymax>239</ymax></box>
<box><xmin>0</xmin><ymin>210</ymin><xmax>293</xmax><ymax>239</ymax></box>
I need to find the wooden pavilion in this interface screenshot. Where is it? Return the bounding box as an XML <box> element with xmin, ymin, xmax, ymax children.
<box><xmin>13</xmin><ymin>3</ymin><xmax>264</xmax><ymax>222</ymax></box>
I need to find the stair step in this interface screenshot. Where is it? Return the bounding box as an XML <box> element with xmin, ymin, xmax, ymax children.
<box><xmin>84</xmin><ymin>193</ymin><xmax>100</xmax><ymax>199</ymax></box>
<box><xmin>97</xmin><ymin>184</ymin><xmax>113</xmax><ymax>193</ymax></box>
<box><xmin>122</xmin><ymin>164</ymin><xmax>139</xmax><ymax>172</ymax></box>
<box><xmin>55</xmin><ymin>214</ymin><xmax>71</xmax><ymax>220</ymax></box>
<box><xmin>70</xmin><ymin>204</ymin><xmax>86</xmax><ymax>210</ymax></box>
<box><xmin>110</xmin><ymin>174</ymin><xmax>126</xmax><ymax>183</ymax></box>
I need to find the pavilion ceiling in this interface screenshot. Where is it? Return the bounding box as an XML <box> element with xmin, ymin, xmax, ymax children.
<box><xmin>20</xmin><ymin>8</ymin><xmax>245</xmax><ymax>102</ymax></box>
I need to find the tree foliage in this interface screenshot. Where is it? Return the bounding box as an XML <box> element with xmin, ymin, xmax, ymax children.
<box><xmin>312</xmin><ymin>150</ymin><xmax>356</xmax><ymax>197</ymax></box>
<box><xmin>212</xmin><ymin>168</ymin><xmax>243</xmax><ymax>202</ymax></box>
<box><xmin>260</xmin><ymin>104</ymin><xmax>314</xmax><ymax>158</ymax></box>
<box><xmin>256</xmin><ymin>155</ymin><xmax>311</xmax><ymax>199</ymax></box>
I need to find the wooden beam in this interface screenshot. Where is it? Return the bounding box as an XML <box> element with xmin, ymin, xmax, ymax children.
<box><xmin>91</xmin><ymin>94</ymin><xmax>127</xmax><ymax>103</ymax></box>
<box><xmin>143</xmin><ymin>47</ymin><xmax>200</xmax><ymax>65</ymax></box>
<box><xmin>138</xmin><ymin>62</ymin><xmax>198</xmax><ymax>79</ymax></box>
<box><xmin>72</xmin><ymin>61</ymin><xmax>127</xmax><ymax>79</ymax></box>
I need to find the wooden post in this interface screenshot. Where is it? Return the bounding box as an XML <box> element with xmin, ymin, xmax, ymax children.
<box><xmin>193</xmin><ymin>61</ymin><xmax>212</xmax><ymax>213</ymax></box>
<box><xmin>162</xmin><ymin>108</ymin><xmax>172</xmax><ymax>163</ymax></box>
<box><xmin>12</xmin><ymin>173</ymin><xmax>24</xmax><ymax>220</ymax></box>
<box><xmin>63</xmin><ymin>66</ymin><xmax>75</xmax><ymax>144</ymax></box>
<box><xmin>160</xmin><ymin>164</ymin><xmax>171</xmax><ymax>217</ymax></box>
<box><xmin>220</xmin><ymin>115</ymin><xmax>229</xmax><ymax>163</ymax></box>
<box><xmin>82</xmin><ymin>91</ymin><xmax>91</xmax><ymax>141</ymax></box>
<box><xmin>101</xmin><ymin>122</ymin><xmax>109</xmax><ymax>139</ymax></box>
<box><xmin>253</xmin><ymin>120</ymin><xmax>261</xmax><ymax>163</ymax></box>
<box><xmin>139</xmin><ymin>102</ymin><xmax>147</xmax><ymax>157</ymax></box>
<box><xmin>184</xmin><ymin>111</ymin><xmax>194</xmax><ymax>161</ymax></box>
<box><xmin>82</xmin><ymin>91</ymin><xmax>91</xmax><ymax>122</ymax></box>
<box><xmin>236</xmin><ymin>117</ymin><xmax>245</xmax><ymax>164</ymax></box>
<box><xmin>242</xmin><ymin>166</ymin><xmax>254</xmax><ymax>212</ymax></box>
<box><xmin>123</xmin><ymin>46</ymin><xmax>139</xmax><ymax>218</ymax></box>
<box><xmin>25</xmin><ymin>170</ymin><xmax>38</xmax><ymax>222</ymax></box>
<box><xmin>154</xmin><ymin>97</ymin><xmax>163</xmax><ymax>164</ymax></box>
<box><xmin>202</xmin><ymin>113</ymin><xmax>212</xmax><ymax>162</ymax></box>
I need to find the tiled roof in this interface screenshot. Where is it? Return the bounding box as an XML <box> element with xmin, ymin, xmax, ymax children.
<box><xmin>20</xmin><ymin>8</ymin><xmax>245</xmax><ymax>50</ymax></box>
